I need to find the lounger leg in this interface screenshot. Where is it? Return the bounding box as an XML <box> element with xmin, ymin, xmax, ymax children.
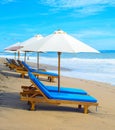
<box><xmin>21</xmin><ymin>73</ymin><xmax>25</xmax><ymax>78</ymax></box>
<box><xmin>27</xmin><ymin>101</ymin><xmax>31</xmax><ymax>105</ymax></box>
<box><xmin>84</xmin><ymin>105</ymin><xmax>88</xmax><ymax>114</ymax></box>
<box><xmin>30</xmin><ymin>102</ymin><xmax>35</xmax><ymax>110</ymax></box>
<box><xmin>78</xmin><ymin>105</ymin><xmax>82</xmax><ymax>108</ymax></box>
<box><xmin>49</xmin><ymin>77</ymin><xmax>55</xmax><ymax>82</ymax></box>
<box><xmin>48</xmin><ymin>76</ymin><xmax>51</xmax><ymax>82</ymax></box>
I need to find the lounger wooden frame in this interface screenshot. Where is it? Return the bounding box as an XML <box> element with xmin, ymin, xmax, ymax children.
<box><xmin>20</xmin><ymin>80</ymin><xmax>98</xmax><ymax>114</ymax></box>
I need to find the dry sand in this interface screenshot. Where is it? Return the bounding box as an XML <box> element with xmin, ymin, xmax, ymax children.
<box><xmin>0</xmin><ymin>57</ymin><xmax>115</xmax><ymax>130</ymax></box>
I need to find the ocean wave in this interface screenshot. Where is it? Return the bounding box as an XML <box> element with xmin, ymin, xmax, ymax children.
<box><xmin>1</xmin><ymin>52</ymin><xmax>115</xmax><ymax>85</ymax></box>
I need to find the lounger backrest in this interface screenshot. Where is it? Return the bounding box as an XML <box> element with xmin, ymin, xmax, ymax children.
<box><xmin>11</xmin><ymin>59</ymin><xmax>19</xmax><ymax>66</ymax></box>
<box><xmin>6</xmin><ymin>58</ymin><xmax>12</xmax><ymax>64</ymax></box>
<box><xmin>22</xmin><ymin>61</ymin><xmax>33</xmax><ymax>71</ymax></box>
<box><xmin>28</xmin><ymin>72</ymin><xmax>52</xmax><ymax>99</ymax></box>
<box><xmin>22</xmin><ymin>61</ymin><xmax>58</xmax><ymax>77</ymax></box>
<box><xmin>17</xmin><ymin>60</ymin><xmax>24</xmax><ymax>67</ymax></box>
<box><xmin>36</xmin><ymin>71</ymin><xmax>58</xmax><ymax>76</ymax></box>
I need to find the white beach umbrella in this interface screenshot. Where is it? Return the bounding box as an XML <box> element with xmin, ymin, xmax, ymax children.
<box><xmin>20</xmin><ymin>34</ymin><xmax>43</xmax><ymax>68</ymax></box>
<box><xmin>5</xmin><ymin>42</ymin><xmax>22</xmax><ymax>51</ymax></box>
<box><xmin>21</xmin><ymin>30</ymin><xmax>99</xmax><ymax>91</ymax></box>
<box><xmin>5</xmin><ymin>42</ymin><xmax>23</xmax><ymax>60</ymax></box>
<box><xmin>21</xmin><ymin>34</ymin><xmax>43</xmax><ymax>46</ymax></box>
<box><xmin>4</xmin><ymin>35</ymin><xmax>43</xmax><ymax>61</ymax></box>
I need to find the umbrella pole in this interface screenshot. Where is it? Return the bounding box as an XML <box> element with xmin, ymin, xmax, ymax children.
<box><xmin>58</xmin><ymin>52</ymin><xmax>61</xmax><ymax>92</ymax></box>
<box><xmin>14</xmin><ymin>52</ymin><xmax>16</xmax><ymax>60</ymax></box>
<box><xmin>18</xmin><ymin>51</ymin><xmax>20</xmax><ymax>60</ymax></box>
<box><xmin>37</xmin><ymin>52</ymin><xmax>39</xmax><ymax>69</ymax></box>
<box><xmin>24</xmin><ymin>52</ymin><xmax>26</xmax><ymax>62</ymax></box>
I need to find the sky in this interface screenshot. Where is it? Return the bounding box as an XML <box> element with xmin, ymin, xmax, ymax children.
<box><xmin>0</xmin><ymin>0</ymin><xmax>115</xmax><ymax>51</ymax></box>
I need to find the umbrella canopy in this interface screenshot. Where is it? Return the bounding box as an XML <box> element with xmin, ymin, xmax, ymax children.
<box><xmin>5</xmin><ymin>42</ymin><xmax>23</xmax><ymax>59</ymax></box>
<box><xmin>5</xmin><ymin>42</ymin><xmax>22</xmax><ymax>51</ymax></box>
<box><xmin>21</xmin><ymin>29</ymin><xmax>99</xmax><ymax>91</ymax></box>
<box><xmin>20</xmin><ymin>34</ymin><xmax>43</xmax><ymax>67</ymax></box>
<box><xmin>5</xmin><ymin>34</ymin><xmax>43</xmax><ymax>51</ymax></box>
<box><xmin>21</xmin><ymin>34</ymin><xmax>43</xmax><ymax>47</ymax></box>
<box><xmin>5</xmin><ymin>34</ymin><xmax>43</xmax><ymax>61</ymax></box>
<box><xmin>21</xmin><ymin>30</ymin><xmax>99</xmax><ymax>53</ymax></box>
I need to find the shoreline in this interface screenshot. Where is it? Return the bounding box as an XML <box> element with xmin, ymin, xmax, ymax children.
<box><xmin>0</xmin><ymin>57</ymin><xmax>115</xmax><ymax>130</ymax></box>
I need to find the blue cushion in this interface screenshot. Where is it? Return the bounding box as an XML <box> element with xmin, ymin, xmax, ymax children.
<box><xmin>22</xmin><ymin>61</ymin><xmax>33</xmax><ymax>71</ymax></box>
<box><xmin>22</xmin><ymin>61</ymin><xmax>58</xmax><ymax>76</ymax></box>
<box><xmin>32</xmin><ymin>69</ymin><xmax>58</xmax><ymax>76</ymax></box>
<box><xmin>28</xmin><ymin>72</ymin><xmax>97</xmax><ymax>103</ymax></box>
<box><xmin>28</xmin><ymin>73</ymin><xmax>87</xmax><ymax>95</ymax></box>
<box><xmin>45</xmin><ymin>86</ymin><xmax>87</xmax><ymax>95</ymax></box>
<box><xmin>28</xmin><ymin>71</ymin><xmax>87</xmax><ymax>95</ymax></box>
<box><xmin>6</xmin><ymin>58</ymin><xmax>12</xmax><ymax>64</ymax></box>
<box><xmin>28</xmin><ymin>72</ymin><xmax>52</xmax><ymax>98</ymax></box>
<box><xmin>50</xmin><ymin>92</ymin><xmax>97</xmax><ymax>103</ymax></box>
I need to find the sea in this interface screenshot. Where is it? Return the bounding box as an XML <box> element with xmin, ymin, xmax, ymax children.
<box><xmin>0</xmin><ymin>50</ymin><xmax>115</xmax><ymax>86</ymax></box>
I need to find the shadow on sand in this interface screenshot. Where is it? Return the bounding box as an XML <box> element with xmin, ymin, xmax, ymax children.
<box><xmin>0</xmin><ymin>91</ymin><xmax>89</xmax><ymax>114</ymax></box>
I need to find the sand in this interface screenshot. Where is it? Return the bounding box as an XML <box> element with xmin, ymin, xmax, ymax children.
<box><xmin>0</xmin><ymin>57</ymin><xmax>115</xmax><ymax>130</ymax></box>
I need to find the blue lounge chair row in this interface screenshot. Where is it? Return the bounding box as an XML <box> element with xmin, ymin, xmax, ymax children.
<box><xmin>4</xmin><ymin>58</ymin><xmax>58</xmax><ymax>82</ymax></box>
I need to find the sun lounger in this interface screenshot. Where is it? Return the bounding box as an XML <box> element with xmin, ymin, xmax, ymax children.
<box><xmin>4</xmin><ymin>58</ymin><xmax>15</xmax><ymax>69</ymax></box>
<box><xmin>4</xmin><ymin>58</ymin><xmax>11</xmax><ymax>66</ymax></box>
<box><xmin>21</xmin><ymin>78</ymin><xmax>87</xmax><ymax>95</ymax></box>
<box><xmin>17</xmin><ymin>61</ymin><xmax>58</xmax><ymax>82</ymax></box>
<box><xmin>4</xmin><ymin>58</ymin><xmax>22</xmax><ymax>70</ymax></box>
<box><xmin>20</xmin><ymin>72</ymin><xmax>98</xmax><ymax>114</ymax></box>
<box><xmin>17</xmin><ymin>60</ymin><xmax>46</xmax><ymax>72</ymax></box>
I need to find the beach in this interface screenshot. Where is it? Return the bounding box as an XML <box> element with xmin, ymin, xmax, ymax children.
<box><xmin>0</xmin><ymin>57</ymin><xmax>115</xmax><ymax>130</ymax></box>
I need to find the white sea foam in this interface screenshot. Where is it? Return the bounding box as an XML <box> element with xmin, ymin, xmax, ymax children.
<box><xmin>26</xmin><ymin>56</ymin><xmax>115</xmax><ymax>85</ymax></box>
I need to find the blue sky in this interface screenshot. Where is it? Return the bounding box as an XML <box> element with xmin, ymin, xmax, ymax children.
<box><xmin>0</xmin><ymin>0</ymin><xmax>115</xmax><ymax>51</ymax></box>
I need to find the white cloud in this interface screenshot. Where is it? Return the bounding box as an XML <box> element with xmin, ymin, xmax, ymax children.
<box><xmin>71</xmin><ymin>29</ymin><xmax>115</xmax><ymax>50</ymax></box>
<box><xmin>0</xmin><ymin>0</ymin><xmax>16</xmax><ymax>4</ymax></box>
<box><xmin>73</xmin><ymin>30</ymin><xmax>115</xmax><ymax>39</ymax></box>
<box><xmin>40</xmin><ymin>0</ymin><xmax>115</xmax><ymax>15</ymax></box>
<box><xmin>40</xmin><ymin>0</ymin><xmax>115</xmax><ymax>8</ymax></box>
<box><xmin>76</xmin><ymin>5</ymin><xmax>105</xmax><ymax>16</ymax></box>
